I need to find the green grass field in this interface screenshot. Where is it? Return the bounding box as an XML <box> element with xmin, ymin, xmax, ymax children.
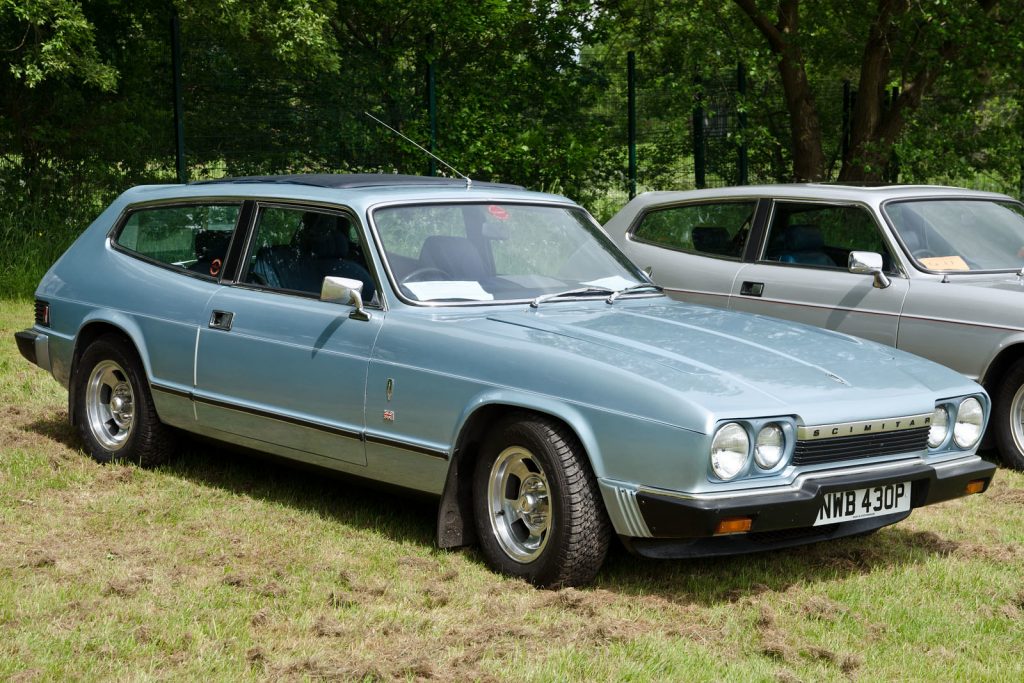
<box><xmin>2</xmin><ymin>298</ymin><xmax>1023</xmax><ymax>681</ymax></box>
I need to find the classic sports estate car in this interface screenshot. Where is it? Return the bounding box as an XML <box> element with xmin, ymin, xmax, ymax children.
<box><xmin>16</xmin><ymin>175</ymin><xmax>994</xmax><ymax>587</ymax></box>
<box><xmin>606</xmin><ymin>184</ymin><xmax>1024</xmax><ymax>471</ymax></box>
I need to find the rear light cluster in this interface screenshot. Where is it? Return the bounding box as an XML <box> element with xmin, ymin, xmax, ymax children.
<box><xmin>35</xmin><ymin>300</ymin><xmax>50</xmax><ymax>327</ymax></box>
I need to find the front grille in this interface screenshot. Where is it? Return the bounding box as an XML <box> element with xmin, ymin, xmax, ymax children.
<box><xmin>793</xmin><ymin>427</ymin><xmax>929</xmax><ymax>466</ymax></box>
<box><xmin>34</xmin><ymin>299</ymin><xmax>49</xmax><ymax>327</ymax></box>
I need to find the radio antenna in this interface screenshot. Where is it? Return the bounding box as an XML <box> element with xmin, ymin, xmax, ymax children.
<box><xmin>364</xmin><ymin>112</ymin><xmax>472</xmax><ymax>189</ymax></box>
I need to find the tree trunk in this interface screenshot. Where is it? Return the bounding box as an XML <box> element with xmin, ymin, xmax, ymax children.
<box><xmin>733</xmin><ymin>0</ymin><xmax>826</xmax><ymax>182</ymax></box>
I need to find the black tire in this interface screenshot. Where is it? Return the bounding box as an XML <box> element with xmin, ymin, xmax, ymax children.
<box><xmin>73</xmin><ymin>334</ymin><xmax>174</xmax><ymax>467</ymax></box>
<box><xmin>993</xmin><ymin>358</ymin><xmax>1024</xmax><ymax>470</ymax></box>
<box><xmin>472</xmin><ymin>413</ymin><xmax>611</xmax><ymax>588</ymax></box>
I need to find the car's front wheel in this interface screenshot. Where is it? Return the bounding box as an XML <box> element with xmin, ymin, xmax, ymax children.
<box><xmin>993</xmin><ymin>358</ymin><xmax>1024</xmax><ymax>470</ymax></box>
<box><xmin>74</xmin><ymin>334</ymin><xmax>173</xmax><ymax>467</ymax></box>
<box><xmin>472</xmin><ymin>414</ymin><xmax>611</xmax><ymax>588</ymax></box>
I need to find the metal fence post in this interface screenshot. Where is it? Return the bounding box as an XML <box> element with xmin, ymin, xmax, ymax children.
<box><xmin>427</xmin><ymin>34</ymin><xmax>437</xmax><ymax>177</ymax></box>
<box><xmin>627</xmin><ymin>51</ymin><xmax>637</xmax><ymax>199</ymax></box>
<box><xmin>737</xmin><ymin>62</ymin><xmax>748</xmax><ymax>186</ymax></box>
<box><xmin>693</xmin><ymin>75</ymin><xmax>705</xmax><ymax>189</ymax></box>
<box><xmin>171</xmin><ymin>9</ymin><xmax>187</xmax><ymax>183</ymax></box>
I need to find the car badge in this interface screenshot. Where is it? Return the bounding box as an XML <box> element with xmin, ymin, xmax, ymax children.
<box><xmin>383</xmin><ymin>410</ymin><xmax>395</xmax><ymax>422</ymax></box>
<box><xmin>386</xmin><ymin>378</ymin><xmax>394</xmax><ymax>402</ymax></box>
<box><xmin>826</xmin><ymin>372</ymin><xmax>849</xmax><ymax>385</ymax></box>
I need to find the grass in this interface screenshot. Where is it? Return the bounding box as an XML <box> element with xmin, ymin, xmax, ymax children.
<box><xmin>2</xmin><ymin>296</ymin><xmax>1024</xmax><ymax>681</ymax></box>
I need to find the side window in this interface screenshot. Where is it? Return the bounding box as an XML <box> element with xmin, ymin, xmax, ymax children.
<box><xmin>763</xmin><ymin>202</ymin><xmax>894</xmax><ymax>271</ymax></box>
<box><xmin>115</xmin><ymin>204</ymin><xmax>240</xmax><ymax>279</ymax></box>
<box><xmin>631</xmin><ymin>201</ymin><xmax>756</xmax><ymax>259</ymax></box>
<box><xmin>244</xmin><ymin>206</ymin><xmax>375</xmax><ymax>301</ymax></box>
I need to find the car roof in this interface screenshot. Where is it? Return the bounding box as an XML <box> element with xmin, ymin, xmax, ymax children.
<box><xmin>117</xmin><ymin>174</ymin><xmax>572</xmax><ymax>212</ymax></box>
<box><xmin>189</xmin><ymin>173</ymin><xmax>524</xmax><ymax>191</ymax></box>
<box><xmin>627</xmin><ymin>183</ymin><xmax>1015</xmax><ymax>206</ymax></box>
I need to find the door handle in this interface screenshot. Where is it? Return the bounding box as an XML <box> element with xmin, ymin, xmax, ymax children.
<box><xmin>209</xmin><ymin>310</ymin><xmax>234</xmax><ymax>331</ymax></box>
<box><xmin>740</xmin><ymin>281</ymin><xmax>764</xmax><ymax>297</ymax></box>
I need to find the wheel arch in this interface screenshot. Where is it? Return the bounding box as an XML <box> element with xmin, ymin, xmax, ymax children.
<box><xmin>979</xmin><ymin>337</ymin><xmax>1024</xmax><ymax>397</ymax></box>
<box><xmin>68</xmin><ymin>314</ymin><xmax>151</xmax><ymax>426</ymax></box>
<box><xmin>435</xmin><ymin>393</ymin><xmax>604</xmax><ymax>550</ymax></box>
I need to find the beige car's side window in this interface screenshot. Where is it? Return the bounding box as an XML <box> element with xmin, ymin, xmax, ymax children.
<box><xmin>762</xmin><ymin>202</ymin><xmax>896</xmax><ymax>272</ymax></box>
<box><xmin>631</xmin><ymin>201</ymin><xmax>757</xmax><ymax>260</ymax></box>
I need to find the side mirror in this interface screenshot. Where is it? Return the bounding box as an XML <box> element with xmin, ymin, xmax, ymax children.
<box><xmin>848</xmin><ymin>251</ymin><xmax>891</xmax><ymax>289</ymax></box>
<box><xmin>321</xmin><ymin>276</ymin><xmax>370</xmax><ymax>320</ymax></box>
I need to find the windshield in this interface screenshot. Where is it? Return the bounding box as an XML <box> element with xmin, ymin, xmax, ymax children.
<box><xmin>372</xmin><ymin>202</ymin><xmax>648</xmax><ymax>304</ymax></box>
<box><xmin>885</xmin><ymin>199</ymin><xmax>1024</xmax><ymax>272</ymax></box>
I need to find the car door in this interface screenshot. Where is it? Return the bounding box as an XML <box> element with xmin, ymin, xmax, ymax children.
<box><xmin>621</xmin><ymin>199</ymin><xmax>760</xmax><ymax>308</ymax></box>
<box><xmin>193</xmin><ymin>203</ymin><xmax>383</xmax><ymax>466</ymax></box>
<box><xmin>728</xmin><ymin>200</ymin><xmax>908</xmax><ymax>346</ymax></box>
<box><xmin>108</xmin><ymin>201</ymin><xmax>244</xmax><ymax>426</ymax></box>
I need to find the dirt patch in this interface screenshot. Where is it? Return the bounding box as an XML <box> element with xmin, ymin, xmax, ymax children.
<box><xmin>756</xmin><ymin>604</ymin><xmax>795</xmax><ymax>663</ymax></box>
<box><xmin>905</xmin><ymin>530</ymin><xmax>961</xmax><ymax>556</ymax></box>
<box><xmin>800</xmin><ymin>595</ymin><xmax>850</xmax><ymax>622</ymax></box>
<box><xmin>984</xmin><ymin>481</ymin><xmax>1024</xmax><ymax>505</ymax></box>
<box><xmin>103</xmin><ymin>570</ymin><xmax>152</xmax><ymax>597</ymax></box>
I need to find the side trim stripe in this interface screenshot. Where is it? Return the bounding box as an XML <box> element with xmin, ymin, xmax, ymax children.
<box><xmin>151</xmin><ymin>383</ymin><xmax>448</xmax><ymax>460</ymax></box>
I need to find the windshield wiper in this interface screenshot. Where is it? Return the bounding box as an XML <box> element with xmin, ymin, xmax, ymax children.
<box><xmin>530</xmin><ymin>286</ymin><xmax>615</xmax><ymax>308</ymax></box>
<box><xmin>605</xmin><ymin>282</ymin><xmax>663</xmax><ymax>303</ymax></box>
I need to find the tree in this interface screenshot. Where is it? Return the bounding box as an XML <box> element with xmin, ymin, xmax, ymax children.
<box><xmin>731</xmin><ymin>0</ymin><xmax>1020</xmax><ymax>182</ymax></box>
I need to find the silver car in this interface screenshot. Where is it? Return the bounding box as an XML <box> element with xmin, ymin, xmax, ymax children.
<box><xmin>605</xmin><ymin>184</ymin><xmax>1024</xmax><ymax>469</ymax></box>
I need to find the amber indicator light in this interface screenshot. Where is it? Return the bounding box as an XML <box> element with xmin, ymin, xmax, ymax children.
<box><xmin>714</xmin><ymin>517</ymin><xmax>753</xmax><ymax>535</ymax></box>
<box><xmin>965</xmin><ymin>479</ymin><xmax>987</xmax><ymax>495</ymax></box>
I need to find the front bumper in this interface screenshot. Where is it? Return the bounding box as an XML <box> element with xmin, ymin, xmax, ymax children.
<box><xmin>622</xmin><ymin>455</ymin><xmax>995</xmax><ymax>559</ymax></box>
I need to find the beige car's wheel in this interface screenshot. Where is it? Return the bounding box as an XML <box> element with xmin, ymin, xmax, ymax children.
<box><xmin>993</xmin><ymin>360</ymin><xmax>1024</xmax><ymax>470</ymax></box>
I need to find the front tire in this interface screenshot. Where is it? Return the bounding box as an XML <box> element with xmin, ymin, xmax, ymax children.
<box><xmin>472</xmin><ymin>414</ymin><xmax>611</xmax><ymax>588</ymax></box>
<box><xmin>74</xmin><ymin>334</ymin><xmax>173</xmax><ymax>467</ymax></box>
<box><xmin>993</xmin><ymin>358</ymin><xmax>1024</xmax><ymax>470</ymax></box>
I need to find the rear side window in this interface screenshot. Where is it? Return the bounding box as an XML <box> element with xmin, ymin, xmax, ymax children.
<box><xmin>115</xmin><ymin>204</ymin><xmax>240</xmax><ymax>279</ymax></box>
<box><xmin>631</xmin><ymin>201</ymin><xmax>756</xmax><ymax>259</ymax></box>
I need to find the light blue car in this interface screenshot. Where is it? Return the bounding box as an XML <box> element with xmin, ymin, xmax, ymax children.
<box><xmin>15</xmin><ymin>175</ymin><xmax>995</xmax><ymax>587</ymax></box>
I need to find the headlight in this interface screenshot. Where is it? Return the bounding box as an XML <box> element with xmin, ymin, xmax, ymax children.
<box><xmin>711</xmin><ymin>423</ymin><xmax>749</xmax><ymax>480</ymax></box>
<box><xmin>754</xmin><ymin>423</ymin><xmax>785</xmax><ymax>469</ymax></box>
<box><xmin>953</xmin><ymin>397</ymin><xmax>984</xmax><ymax>449</ymax></box>
<box><xmin>928</xmin><ymin>405</ymin><xmax>950</xmax><ymax>448</ymax></box>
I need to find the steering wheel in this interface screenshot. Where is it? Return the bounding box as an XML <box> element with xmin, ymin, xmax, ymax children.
<box><xmin>912</xmin><ymin>248</ymin><xmax>938</xmax><ymax>259</ymax></box>
<box><xmin>402</xmin><ymin>267</ymin><xmax>450</xmax><ymax>283</ymax></box>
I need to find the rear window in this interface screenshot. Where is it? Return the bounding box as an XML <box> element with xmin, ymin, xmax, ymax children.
<box><xmin>115</xmin><ymin>204</ymin><xmax>240</xmax><ymax>279</ymax></box>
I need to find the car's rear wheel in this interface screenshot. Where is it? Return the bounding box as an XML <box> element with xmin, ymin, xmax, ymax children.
<box><xmin>472</xmin><ymin>414</ymin><xmax>610</xmax><ymax>588</ymax></box>
<box><xmin>74</xmin><ymin>334</ymin><xmax>173</xmax><ymax>467</ymax></box>
<box><xmin>993</xmin><ymin>358</ymin><xmax>1024</xmax><ymax>470</ymax></box>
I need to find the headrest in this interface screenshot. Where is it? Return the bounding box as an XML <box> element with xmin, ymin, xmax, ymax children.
<box><xmin>783</xmin><ymin>224</ymin><xmax>824</xmax><ymax>251</ymax></box>
<box><xmin>195</xmin><ymin>230</ymin><xmax>232</xmax><ymax>259</ymax></box>
<box><xmin>420</xmin><ymin>235</ymin><xmax>487</xmax><ymax>280</ymax></box>
<box><xmin>301</xmin><ymin>213</ymin><xmax>350</xmax><ymax>259</ymax></box>
<box><xmin>691</xmin><ymin>226</ymin><xmax>730</xmax><ymax>252</ymax></box>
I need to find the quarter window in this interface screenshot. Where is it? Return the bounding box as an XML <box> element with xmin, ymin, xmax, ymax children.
<box><xmin>762</xmin><ymin>202</ymin><xmax>895</xmax><ymax>272</ymax></box>
<box><xmin>631</xmin><ymin>201</ymin><xmax>756</xmax><ymax>259</ymax></box>
<box><xmin>115</xmin><ymin>204</ymin><xmax>240</xmax><ymax>279</ymax></box>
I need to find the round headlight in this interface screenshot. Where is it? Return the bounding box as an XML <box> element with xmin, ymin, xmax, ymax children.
<box><xmin>754</xmin><ymin>423</ymin><xmax>785</xmax><ymax>469</ymax></box>
<box><xmin>711</xmin><ymin>423</ymin><xmax>750</xmax><ymax>480</ymax></box>
<box><xmin>953</xmin><ymin>397</ymin><xmax>984</xmax><ymax>449</ymax></box>
<box><xmin>928</xmin><ymin>404</ymin><xmax>950</xmax><ymax>448</ymax></box>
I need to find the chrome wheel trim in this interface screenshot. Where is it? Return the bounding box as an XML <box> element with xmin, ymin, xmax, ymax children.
<box><xmin>85</xmin><ymin>359</ymin><xmax>135</xmax><ymax>451</ymax></box>
<box><xmin>1010</xmin><ymin>383</ymin><xmax>1024</xmax><ymax>457</ymax></box>
<box><xmin>487</xmin><ymin>445</ymin><xmax>552</xmax><ymax>563</ymax></box>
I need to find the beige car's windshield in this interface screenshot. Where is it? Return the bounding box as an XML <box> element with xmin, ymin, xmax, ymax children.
<box><xmin>885</xmin><ymin>199</ymin><xmax>1024</xmax><ymax>272</ymax></box>
<box><xmin>372</xmin><ymin>202</ymin><xmax>647</xmax><ymax>304</ymax></box>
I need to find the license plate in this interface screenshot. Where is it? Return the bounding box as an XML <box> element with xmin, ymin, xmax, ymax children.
<box><xmin>814</xmin><ymin>482</ymin><xmax>911</xmax><ymax>526</ymax></box>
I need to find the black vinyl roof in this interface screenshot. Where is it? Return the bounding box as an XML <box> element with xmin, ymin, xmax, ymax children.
<box><xmin>190</xmin><ymin>173</ymin><xmax>523</xmax><ymax>190</ymax></box>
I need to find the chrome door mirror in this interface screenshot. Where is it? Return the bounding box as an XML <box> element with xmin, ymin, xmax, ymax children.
<box><xmin>321</xmin><ymin>276</ymin><xmax>370</xmax><ymax>320</ymax></box>
<box><xmin>848</xmin><ymin>251</ymin><xmax>891</xmax><ymax>289</ymax></box>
